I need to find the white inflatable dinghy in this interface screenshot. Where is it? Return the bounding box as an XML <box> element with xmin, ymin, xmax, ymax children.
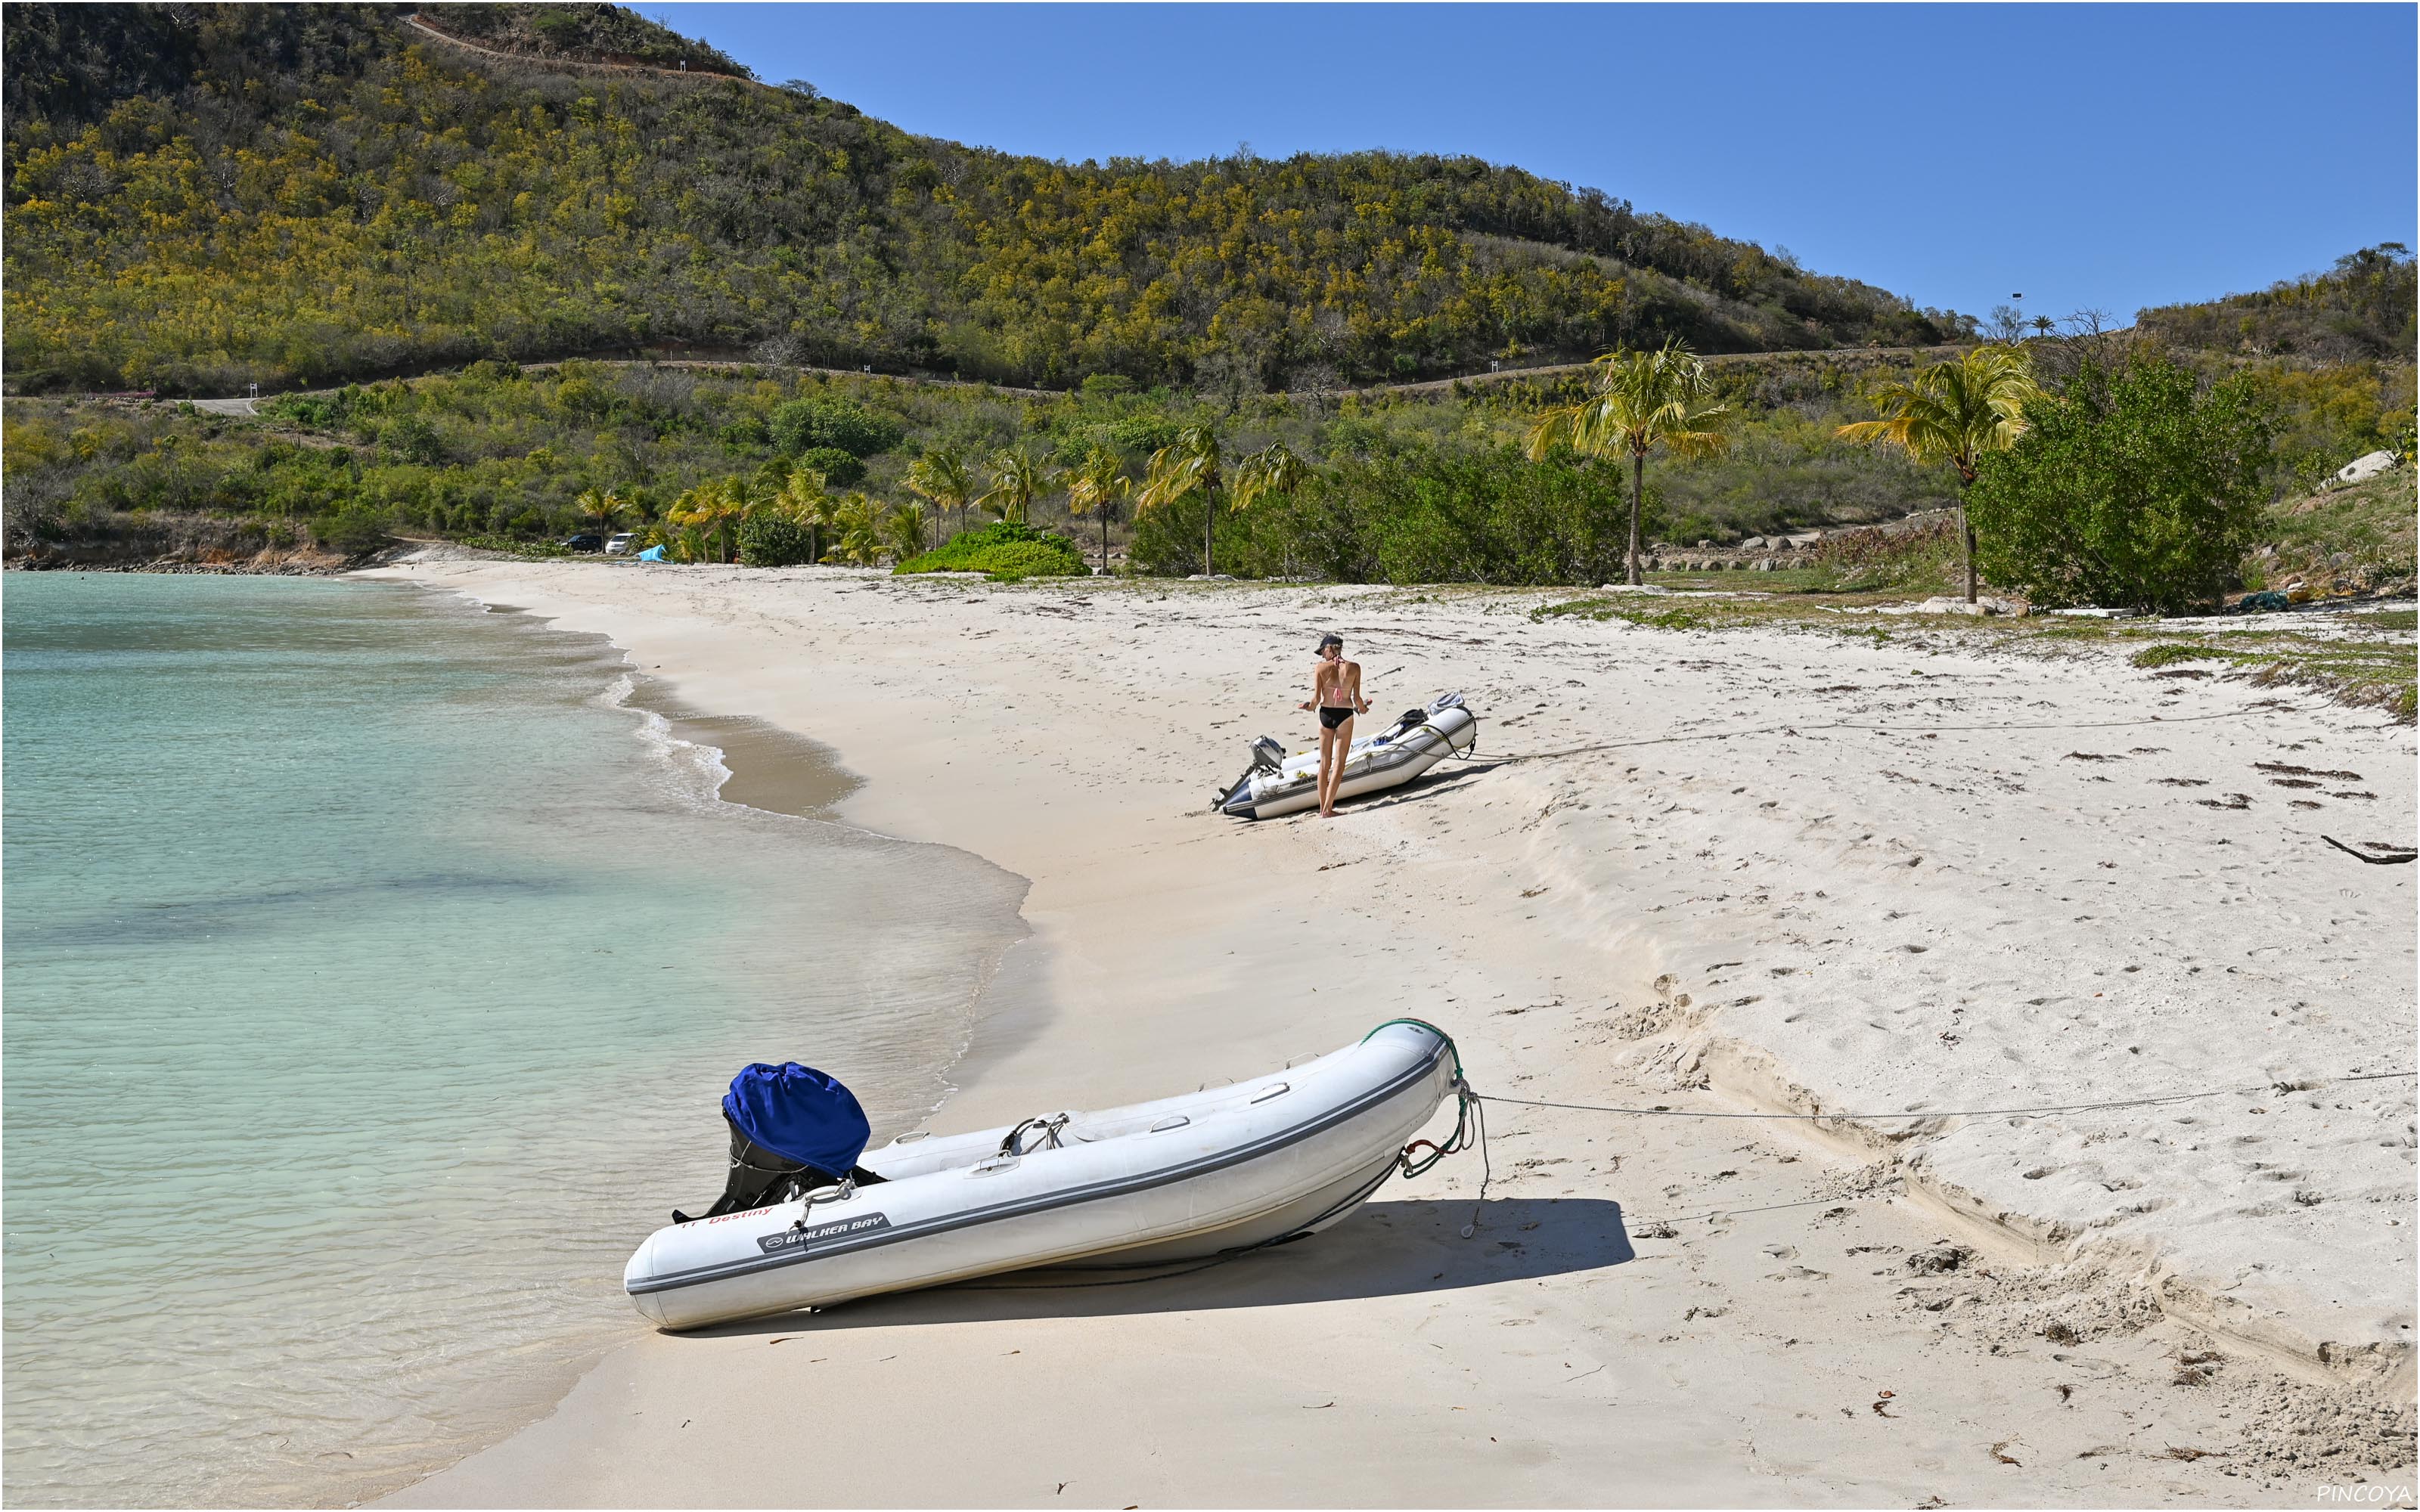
<box><xmin>625</xmin><ymin>1020</ymin><xmax>1469</xmax><ymax>1330</ymax></box>
<box><xmin>1215</xmin><ymin>692</ymin><xmax>1478</xmax><ymax>820</ymax></box>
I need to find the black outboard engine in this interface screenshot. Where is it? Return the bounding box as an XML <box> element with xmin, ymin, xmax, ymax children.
<box><xmin>673</xmin><ymin>1063</ymin><xmax>886</xmax><ymax>1224</ymax></box>
<box><xmin>1212</xmin><ymin>735</ymin><xmax>1288</xmax><ymax>812</ymax></box>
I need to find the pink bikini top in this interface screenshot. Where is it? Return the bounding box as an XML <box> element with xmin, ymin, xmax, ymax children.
<box><xmin>1319</xmin><ymin>663</ymin><xmax>1356</xmax><ymax>708</ymax></box>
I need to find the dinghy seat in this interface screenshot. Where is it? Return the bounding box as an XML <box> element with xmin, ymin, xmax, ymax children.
<box><xmin>672</xmin><ymin>1062</ymin><xmax>886</xmax><ymax>1224</ymax></box>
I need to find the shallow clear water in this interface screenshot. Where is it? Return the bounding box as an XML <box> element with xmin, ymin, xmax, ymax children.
<box><xmin>2</xmin><ymin>575</ymin><xmax>1028</xmax><ymax>1507</ymax></box>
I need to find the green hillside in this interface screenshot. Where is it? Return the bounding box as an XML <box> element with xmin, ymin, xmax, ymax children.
<box><xmin>2</xmin><ymin>3</ymin><xmax>1969</xmax><ymax>397</ymax></box>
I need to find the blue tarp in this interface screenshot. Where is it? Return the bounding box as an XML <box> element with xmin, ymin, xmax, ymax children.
<box><xmin>723</xmin><ymin>1063</ymin><xmax>871</xmax><ymax>1176</ymax></box>
<box><xmin>637</xmin><ymin>545</ymin><xmax>668</xmax><ymax>562</ymax></box>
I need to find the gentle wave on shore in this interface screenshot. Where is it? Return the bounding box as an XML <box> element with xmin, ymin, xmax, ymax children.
<box><xmin>2</xmin><ymin>575</ymin><xmax>1030</xmax><ymax>1507</ymax></box>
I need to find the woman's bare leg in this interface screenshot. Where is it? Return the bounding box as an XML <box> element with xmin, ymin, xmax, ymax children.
<box><xmin>1321</xmin><ymin>717</ymin><xmax>1354</xmax><ymax>816</ymax></box>
<box><xmin>1315</xmin><ymin>723</ymin><xmax>1338</xmax><ymax>816</ymax></box>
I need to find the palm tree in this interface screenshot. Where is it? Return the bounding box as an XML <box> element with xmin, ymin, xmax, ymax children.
<box><xmin>1063</xmin><ymin>443</ymin><xmax>1130</xmax><ymax>573</ymax></box>
<box><xmin>903</xmin><ymin>447</ymin><xmax>976</xmax><ymax>543</ymax></box>
<box><xmin>1135</xmin><ymin>424</ymin><xmax>1224</xmax><ymax>575</ymax></box>
<box><xmin>1231</xmin><ymin>440</ymin><xmax>1311</xmax><ymax>576</ymax></box>
<box><xmin>774</xmin><ymin>463</ymin><xmax>836</xmax><ymax>564</ymax></box>
<box><xmin>824</xmin><ymin>494</ymin><xmax>887</xmax><ymax>566</ymax></box>
<box><xmin>979</xmin><ymin>446</ymin><xmax>1054</xmax><ymax>525</ymax></box>
<box><xmin>667</xmin><ymin>476</ymin><xmax>753</xmax><ymax>563</ymax></box>
<box><xmin>1835</xmin><ymin>345</ymin><xmax>2043</xmax><ymax>603</ymax></box>
<box><xmin>575</xmin><ymin>485</ymin><xmax>630</xmax><ymax>543</ymax></box>
<box><xmin>1232</xmin><ymin>440</ymin><xmax>1309</xmax><ymax>512</ymax></box>
<box><xmin>1522</xmin><ymin>339</ymin><xmax>1730</xmax><ymax>586</ymax></box>
<box><xmin>881</xmin><ymin>501</ymin><xmax>929</xmax><ymax>564</ymax></box>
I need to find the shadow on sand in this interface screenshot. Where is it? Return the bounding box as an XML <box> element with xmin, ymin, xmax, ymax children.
<box><xmin>1284</xmin><ymin>757</ymin><xmax>1509</xmax><ymax>822</ymax></box>
<box><xmin>684</xmin><ymin>1194</ymin><xmax>1633</xmax><ymax>1337</ymax></box>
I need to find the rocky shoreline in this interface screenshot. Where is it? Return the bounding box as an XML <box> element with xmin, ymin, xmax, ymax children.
<box><xmin>5</xmin><ymin>546</ymin><xmax>356</xmax><ymax>575</ymax></box>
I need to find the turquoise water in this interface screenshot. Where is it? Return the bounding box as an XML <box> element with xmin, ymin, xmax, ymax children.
<box><xmin>2</xmin><ymin>575</ymin><xmax>1028</xmax><ymax>1507</ymax></box>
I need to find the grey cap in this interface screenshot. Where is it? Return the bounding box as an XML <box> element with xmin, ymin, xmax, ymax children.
<box><xmin>1317</xmin><ymin>632</ymin><xmax>1344</xmax><ymax>649</ymax></box>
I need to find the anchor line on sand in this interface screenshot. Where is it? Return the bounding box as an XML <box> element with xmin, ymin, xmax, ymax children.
<box><xmin>1622</xmin><ymin>1178</ymin><xmax>1910</xmax><ymax>1232</ymax></box>
<box><xmin>1476</xmin><ymin>1068</ymin><xmax>2418</xmax><ymax>1124</ymax></box>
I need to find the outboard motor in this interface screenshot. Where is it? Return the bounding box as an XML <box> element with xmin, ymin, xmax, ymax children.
<box><xmin>1213</xmin><ymin>735</ymin><xmax>1289</xmax><ymax>812</ymax></box>
<box><xmin>673</xmin><ymin>1062</ymin><xmax>886</xmax><ymax>1224</ymax></box>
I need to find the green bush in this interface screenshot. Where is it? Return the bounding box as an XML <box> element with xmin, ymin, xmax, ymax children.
<box><xmin>737</xmin><ymin>512</ymin><xmax>821</xmax><ymax>567</ymax></box>
<box><xmin>380</xmin><ymin>414</ymin><xmax>446</xmax><ymax>465</ymax></box>
<box><xmin>2131</xmin><ymin>644</ymin><xmax>2222</xmax><ymax>668</ymax></box>
<box><xmin>770</xmin><ymin>396</ymin><xmax>904</xmax><ymax>458</ymax></box>
<box><xmin>1126</xmin><ymin>443</ymin><xmax>1645</xmax><ymax>584</ymax></box>
<box><xmin>894</xmin><ymin>521</ymin><xmax>1087</xmax><ymax>580</ymax></box>
<box><xmin>795</xmin><ymin>445</ymin><xmax>865</xmax><ymax>485</ymax></box>
<box><xmin>312</xmin><ymin>502</ymin><xmax>392</xmax><ymax>555</ymax></box>
<box><xmin>1969</xmin><ymin>356</ymin><xmax>2275</xmax><ymax>614</ymax></box>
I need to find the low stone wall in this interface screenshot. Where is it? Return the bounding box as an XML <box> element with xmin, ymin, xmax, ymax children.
<box><xmin>1646</xmin><ymin>509</ymin><xmax>1960</xmax><ymax>573</ymax></box>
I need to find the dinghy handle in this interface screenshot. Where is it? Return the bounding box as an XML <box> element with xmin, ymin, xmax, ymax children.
<box><xmin>1001</xmin><ymin>1113</ymin><xmax>1071</xmax><ymax>1156</ymax></box>
<box><xmin>786</xmin><ymin>1173</ymin><xmax>860</xmax><ymax>1229</ymax></box>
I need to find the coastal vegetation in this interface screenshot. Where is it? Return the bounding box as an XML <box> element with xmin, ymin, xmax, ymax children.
<box><xmin>2</xmin><ymin>4</ymin><xmax>2409</xmax><ymax>612</ymax></box>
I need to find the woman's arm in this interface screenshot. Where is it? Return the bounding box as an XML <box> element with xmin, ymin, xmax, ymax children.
<box><xmin>1349</xmin><ymin>662</ymin><xmax>1368</xmax><ymax>711</ymax></box>
<box><xmin>1299</xmin><ymin>662</ymin><xmax>1319</xmax><ymax>711</ymax></box>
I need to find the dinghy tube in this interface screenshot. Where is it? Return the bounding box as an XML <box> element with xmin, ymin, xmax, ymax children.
<box><xmin>1213</xmin><ymin>692</ymin><xmax>1478</xmax><ymax>820</ymax></box>
<box><xmin>625</xmin><ymin>1021</ymin><xmax>1462</xmax><ymax>1330</ymax></box>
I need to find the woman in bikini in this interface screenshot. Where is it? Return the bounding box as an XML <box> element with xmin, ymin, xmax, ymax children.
<box><xmin>1298</xmin><ymin>632</ymin><xmax>1370</xmax><ymax>818</ymax></box>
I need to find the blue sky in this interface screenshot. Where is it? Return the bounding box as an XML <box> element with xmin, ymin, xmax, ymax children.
<box><xmin>652</xmin><ymin>3</ymin><xmax>2417</xmax><ymax>325</ymax></box>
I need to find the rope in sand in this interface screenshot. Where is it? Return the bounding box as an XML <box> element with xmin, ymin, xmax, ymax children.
<box><xmin>1621</xmin><ymin>1179</ymin><xmax>1908</xmax><ymax>1233</ymax></box>
<box><xmin>1478</xmin><ymin>1068</ymin><xmax>2416</xmax><ymax>1124</ymax></box>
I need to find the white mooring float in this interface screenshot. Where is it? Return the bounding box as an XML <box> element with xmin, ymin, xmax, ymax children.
<box><xmin>1213</xmin><ymin>692</ymin><xmax>1479</xmax><ymax>820</ymax></box>
<box><xmin>625</xmin><ymin>1020</ymin><xmax>1471</xmax><ymax>1330</ymax></box>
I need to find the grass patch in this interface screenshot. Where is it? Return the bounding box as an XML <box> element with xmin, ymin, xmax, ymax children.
<box><xmin>2238</xmin><ymin>644</ymin><xmax>2417</xmax><ymax>720</ymax></box>
<box><xmin>2130</xmin><ymin>643</ymin><xmax>2224</xmax><ymax>668</ymax></box>
<box><xmin>1533</xmin><ymin>596</ymin><xmax>1713</xmax><ymax>631</ymax></box>
<box><xmin>1536</xmin><ymin>583</ymin><xmax>2414</xmax><ymax>723</ymax></box>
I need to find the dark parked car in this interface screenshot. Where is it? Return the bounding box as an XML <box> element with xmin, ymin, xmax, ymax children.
<box><xmin>560</xmin><ymin>534</ymin><xmax>605</xmax><ymax>553</ymax></box>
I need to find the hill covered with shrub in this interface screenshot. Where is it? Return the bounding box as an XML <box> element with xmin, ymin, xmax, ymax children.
<box><xmin>3</xmin><ymin>3</ymin><xmax>1970</xmax><ymax>397</ymax></box>
<box><xmin>2135</xmin><ymin>243</ymin><xmax>2415</xmax><ymax>365</ymax></box>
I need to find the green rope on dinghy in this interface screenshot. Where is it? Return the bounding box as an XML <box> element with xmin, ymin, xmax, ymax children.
<box><xmin>1360</xmin><ymin>1017</ymin><xmax>1464</xmax><ymax>1081</ymax></box>
<box><xmin>1362</xmin><ymin>1019</ymin><xmax>1485</xmax><ymax>1201</ymax></box>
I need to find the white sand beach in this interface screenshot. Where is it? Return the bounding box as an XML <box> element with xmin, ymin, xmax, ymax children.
<box><xmin>368</xmin><ymin>558</ymin><xmax>2416</xmax><ymax>1507</ymax></box>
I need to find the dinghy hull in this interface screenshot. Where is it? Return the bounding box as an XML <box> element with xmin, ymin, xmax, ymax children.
<box><xmin>1216</xmin><ymin>694</ymin><xmax>1478</xmax><ymax>820</ymax></box>
<box><xmin>625</xmin><ymin>1021</ymin><xmax>1457</xmax><ymax>1330</ymax></box>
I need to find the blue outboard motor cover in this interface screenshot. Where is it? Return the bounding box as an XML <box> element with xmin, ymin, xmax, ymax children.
<box><xmin>722</xmin><ymin>1064</ymin><xmax>871</xmax><ymax>1176</ymax></box>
